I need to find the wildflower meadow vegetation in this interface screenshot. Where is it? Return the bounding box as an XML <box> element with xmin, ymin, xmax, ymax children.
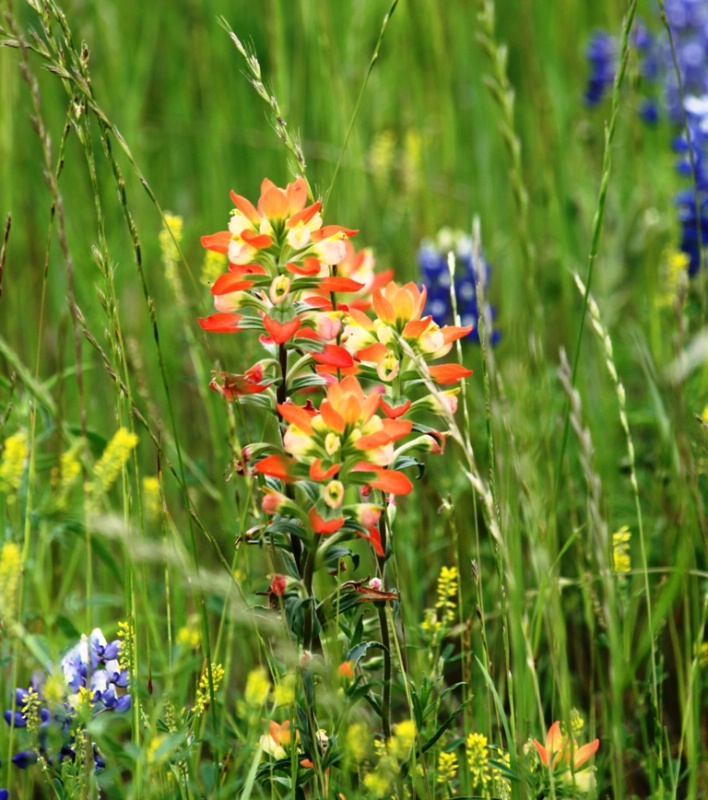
<box><xmin>0</xmin><ymin>0</ymin><xmax>707</xmax><ymax>797</ymax></box>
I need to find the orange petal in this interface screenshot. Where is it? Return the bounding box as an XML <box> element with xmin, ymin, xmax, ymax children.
<box><xmin>442</xmin><ymin>324</ymin><xmax>474</xmax><ymax>343</ymax></box>
<box><xmin>354</xmin><ymin>430</ymin><xmax>392</xmax><ymax>450</ymax></box>
<box><xmin>277</xmin><ymin>402</ymin><xmax>315</xmax><ymax>435</ymax></box>
<box><xmin>287</xmin><ymin>258</ymin><xmax>321</xmax><ymax>276</ymax></box>
<box><xmin>353</xmin><ymin>463</ymin><xmax>413</xmax><ymax>495</ymax></box>
<box><xmin>532</xmin><ymin>739</ymin><xmax>550</xmax><ymax>767</ymax></box>
<box><xmin>287</xmin><ymin>200</ymin><xmax>322</xmax><ymax>228</ymax></box>
<box><xmin>241</xmin><ymin>229</ymin><xmax>274</xmax><ymax>249</ymax></box>
<box><xmin>319</xmin><ymin>277</ymin><xmax>364</xmax><ymax>294</ymax></box>
<box><xmin>254</xmin><ymin>454</ymin><xmax>295</xmax><ymax>482</ymax></box>
<box><xmin>358</xmin><ymin>526</ymin><xmax>384</xmax><ymax>557</ymax></box>
<box><xmin>379</xmin><ymin>397</ymin><xmax>411</xmax><ymax>419</ymax></box>
<box><xmin>211</xmin><ymin>274</ymin><xmax>256</xmax><ymax>295</ymax></box>
<box><xmin>546</xmin><ymin>721</ymin><xmax>563</xmax><ymax>752</ymax></box>
<box><xmin>285</xmin><ymin>177</ymin><xmax>309</xmax><ymax>214</ymax></box>
<box><xmin>312</xmin><ymin>224</ymin><xmax>358</xmax><ymax>239</ymax></box>
<box><xmin>381</xmin><ymin>419</ymin><xmax>413</xmax><ymax>441</ymax></box>
<box><xmin>258</xmin><ymin>184</ymin><xmax>289</xmax><ymax>219</ymax></box>
<box><xmin>309</xmin><ymin>508</ymin><xmax>344</xmax><ymax>534</ymax></box>
<box><xmin>428</xmin><ymin>364</ymin><xmax>473</xmax><ymax>384</ymax></box>
<box><xmin>320</xmin><ymin>400</ymin><xmax>346</xmax><ymax>434</ymax></box>
<box><xmin>228</xmin><ymin>263</ymin><xmax>268</xmax><ymax>275</ymax></box>
<box><xmin>574</xmin><ymin>738</ymin><xmax>599</xmax><ymax>768</ymax></box>
<box><xmin>357</xmin><ymin>343</ymin><xmax>389</xmax><ymax>363</ymax></box>
<box><xmin>263</xmin><ymin>316</ymin><xmax>301</xmax><ymax>344</ymax></box>
<box><xmin>402</xmin><ymin>317</ymin><xmax>433</xmax><ymax>340</ymax></box>
<box><xmin>197</xmin><ymin>313</ymin><xmax>243</xmax><ymax>333</ymax></box>
<box><xmin>309</xmin><ymin>460</ymin><xmax>340</xmax><ymax>481</ymax></box>
<box><xmin>229</xmin><ymin>191</ymin><xmax>260</xmax><ymax>224</ymax></box>
<box><xmin>201</xmin><ymin>231</ymin><xmax>231</xmax><ymax>254</ymax></box>
<box><xmin>311</xmin><ymin>345</ymin><xmax>354</xmax><ymax>369</ymax></box>
<box><xmin>372</xmin><ymin>289</ymin><xmax>396</xmax><ymax>324</ymax></box>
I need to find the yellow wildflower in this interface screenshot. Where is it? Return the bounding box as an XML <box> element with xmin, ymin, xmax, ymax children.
<box><xmin>159</xmin><ymin>213</ymin><xmax>183</xmax><ymax>264</ymax></box>
<box><xmin>436</xmin><ymin>565</ymin><xmax>458</xmax><ymax>624</ymax></box>
<box><xmin>244</xmin><ymin>667</ymin><xmax>270</xmax><ymax>707</ymax></box>
<box><xmin>570</xmin><ymin>708</ymin><xmax>585</xmax><ymax>734</ymax></box>
<box><xmin>21</xmin><ymin>687</ymin><xmax>41</xmax><ymax>735</ymax></box>
<box><xmin>192</xmin><ymin>662</ymin><xmax>225</xmax><ymax>716</ymax></box>
<box><xmin>612</xmin><ymin>525</ymin><xmax>632</xmax><ymax>574</ymax></box>
<box><xmin>176</xmin><ymin>618</ymin><xmax>200</xmax><ymax>650</ymax></box>
<box><xmin>0</xmin><ymin>541</ymin><xmax>22</xmax><ymax>626</ymax></box>
<box><xmin>437</xmin><ymin>750</ymin><xmax>459</xmax><ymax>785</ymax></box>
<box><xmin>344</xmin><ymin>722</ymin><xmax>369</xmax><ymax>764</ymax></box>
<box><xmin>117</xmin><ymin>620</ymin><xmax>135</xmax><ymax>675</ymax></box>
<box><xmin>363</xmin><ymin>769</ymin><xmax>392</xmax><ymax>798</ymax></box>
<box><xmin>657</xmin><ymin>249</ymin><xmax>689</xmax><ymax>309</ymax></box>
<box><xmin>200</xmin><ymin>249</ymin><xmax>228</xmax><ymax>286</ymax></box>
<box><xmin>142</xmin><ymin>476</ymin><xmax>161</xmax><ymax>520</ymax></box>
<box><xmin>466</xmin><ymin>732</ymin><xmax>490</xmax><ymax>791</ymax></box>
<box><xmin>0</xmin><ymin>431</ymin><xmax>28</xmax><ymax>501</ymax></box>
<box><xmin>273</xmin><ymin>673</ymin><xmax>296</xmax><ymax>707</ymax></box>
<box><xmin>147</xmin><ymin>733</ymin><xmax>168</xmax><ymax>765</ymax></box>
<box><xmin>389</xmin><ymin>719</ymin><xmax>416</xmax><ymax>760</ymax></box>
<box><xmin>369</xmin><ymin>130</ymin><xmax>397</xmax><ymax>189</ymax></box>
<box><xmin>51</xmin><ymin>443</ymin><xmax>82</xmax><ymax>511</ymax></box>
<box><xmin>91</xmin><ymin>428</ymin><xmax>138</xmax><ymax>496</ymax></box>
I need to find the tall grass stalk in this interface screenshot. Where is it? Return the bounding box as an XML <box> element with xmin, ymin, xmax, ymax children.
<box><xmin>556</xmin><ymin>0</ymin><xmax>637</xmax><ymax>499</ymax></box>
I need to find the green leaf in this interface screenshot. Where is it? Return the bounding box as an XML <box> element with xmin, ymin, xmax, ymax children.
<box><xmin>346</xmin><ymin>640</ymin><xmax>387</xmax><ymax>666</ymax></box>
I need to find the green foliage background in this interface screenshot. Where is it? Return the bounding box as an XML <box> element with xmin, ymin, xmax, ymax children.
<box><xmin>0</xmin><ymin>0</ymin><xmax>706</xmax><ymax>796</ymax></box>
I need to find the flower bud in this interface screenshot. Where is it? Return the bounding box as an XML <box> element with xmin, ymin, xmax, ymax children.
<box><xmin>269</xmin><ymin>275</ymin><xmax>291</xmax><ymax>305</ymax></box>
<box><xmin>324</xmin><ymin>480</ymin><xmax>345</xmax><ymax>509</ymax></box>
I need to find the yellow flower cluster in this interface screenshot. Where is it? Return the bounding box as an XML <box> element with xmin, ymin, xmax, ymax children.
<box><xmin>0</xmin><ymin>541</ymin><xmax>21</xmax><ymax>626</ymax></box>
<box><xmin>192</xmin><ymin>662</ymin><xmax>225</xmax><ymax>716</ymax></box>
<box><xmin>176</xmin><ymin>618</ymin><xmax>200</xmax><ymax>650</ymax></box>
<box><xmin>422</xmin><ymin>565</ymin><xmax>459</xmax><ymax>643</ymax></box>
<box><xmin>466</xmin><ymin>732</ymin><xmax>489</xmax><ymax>791</ymax></box>
<box><xmin>612</xmin><ymin>526</ymin><xmax>631</xmax><ymax>574</ymax></box>
<box><xmin>436</xmin><ymin>565</ymin><xmax>458</xmax><ymax>624</ymax></box>
<box><xmin>21</xmin><ymin>687</ymin><xmax>42</xmax><ymax>735</ymax></box>
<box><xmin>91</xmin><ymin>428</ymin><xmax>138</xmax><ymax>496</ymax></box>
<box><xmin>273</xmin><ymin>673</ymin><xmax>296</xmax><ymax>707</ymax></box>
<box><xmin>117</xmin><ymin>620</ymin><xmax>135</xmax><ymax>675</ymax></box>
<box><xmin>51</xmin><ymin>444</ymin><xmax>82</xmax><ymax>510</ymax></box>
<box><xmin>437</xmin><ymin>750</ymin><xmax>459</xmax><ymax>785</ymax></box>
<box><xmin>244</xmin><ymin>667</ymin><xmax>270</xmax><ymax>707</ymax></box>
<box><xmin>0</xmin><ymin>431</ymin><xmax>28</xmax><ymax>501</ymax></box>
<box><xmin>159</xmin><ymin>213</ymin><xmax>183</xmax><ymax>264</ymax></box>
<box><xmin>142</xmin><ymin>476</ymin><xmax>161</xmax><ymax>520</ymax></box>
<box><xmin>344</xmin><ymin>721</ymin><xmax>369</xmax><ymax>764</ymax></box>
<box><xmin>656</xmin><ymin>249</ymin><xmax>689</xmax><ymax>309</ymax></box>
<box><xmin>200</xmin><ymin>249</ymin><xmax>227</xmax><ymax>286</ymax></box>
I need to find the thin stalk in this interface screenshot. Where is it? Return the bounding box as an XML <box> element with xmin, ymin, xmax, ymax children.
<box><xmin>323</xmin><ymin>0</ymin><xmax>399</xmax><ymax>208</ymax></box>
<box><xmin>555</xmin><ymin>0</ymin><xmax>637</xmax><ymax>502</ymax></box>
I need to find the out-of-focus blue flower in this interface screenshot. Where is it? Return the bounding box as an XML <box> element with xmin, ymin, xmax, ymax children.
<box><xmin>585</xmin><ymin>31</ymin><xmax>617</xmax><ymax>107</ymax></box>
<box><xmin>0</xmin><ymin>788</ymin><xmax>8</xmax><ymax>800</ymax></box>
<box><xmin>417</xmin><ymin>228</ymin><xmax>500</xmax><ymax>345</ymax></box>
<box><xmin>11</xmin><ymin>750</ymin><xmax>38</xmax><ymax>769</ymax></box>
<box><xmin>673</xmin><ymin>95</ymin><xmax>708</xmax><ymax>273</ymax></box>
